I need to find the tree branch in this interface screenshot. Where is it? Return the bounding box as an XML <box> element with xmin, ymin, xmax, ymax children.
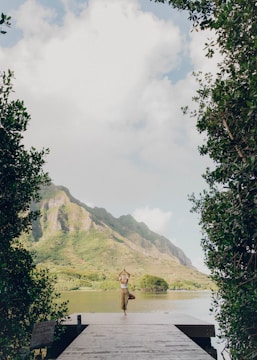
<box><xmin>222</xmin><ymin>117</ymin><xmax>247</xmax><ymax>163</ymax></box>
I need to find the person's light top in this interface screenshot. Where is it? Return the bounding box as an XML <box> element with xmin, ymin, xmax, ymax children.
<box><xmin>119</xmin><ymin>276</ymin><xmax>129</xmax><ymax>288</ymax></box>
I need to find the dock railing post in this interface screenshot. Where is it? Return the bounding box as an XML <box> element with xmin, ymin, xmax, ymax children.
<box><xmin>77</xmin><ymin>314</ymin><xmax>82</xmax><ymax>334</ymax></box>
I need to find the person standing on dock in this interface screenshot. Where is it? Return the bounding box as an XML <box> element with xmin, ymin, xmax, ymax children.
<box><xmin>118</xmin><ymin>269</ymin><xmax>130</xmax><ymax>316</ymax></box>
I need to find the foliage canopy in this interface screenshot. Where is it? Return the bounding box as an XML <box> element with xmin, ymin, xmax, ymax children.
<box><xmin>140</xmin><ymin>274</ymin><xmax>169</xmax><ymax>292</ymax></box>
<box><xmin>0</xmin><ymin>41</ymin><xmax>68</xmax><ymax>360</ymax></box>
<box><xmin>153</xmin><ymin>0</ymin><xmax>257</xmax><ymax>358</ymax></box>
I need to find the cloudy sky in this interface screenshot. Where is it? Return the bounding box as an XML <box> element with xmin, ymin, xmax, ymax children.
<box><xmin>0</xmin><ymin>0</ymin><xmax>219</xmax><ymax>272</ymax></box>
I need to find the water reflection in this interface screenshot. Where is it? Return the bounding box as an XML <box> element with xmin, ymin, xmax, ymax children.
<box><xmin>60</xmin><ymin>290</ymin><xmax>212</xmax><ymax>317</ymax></box>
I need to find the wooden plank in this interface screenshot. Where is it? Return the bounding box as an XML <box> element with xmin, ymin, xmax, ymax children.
<box><xmin>57</xmin><ymin>313</ymin><xmax>215</xmax><ymax>359</ymax></box>
<box><xmin>57</xmin><ymin>324</ymin><xmax>214</xmax><ymax>359</ymax></box>
<box><xmin>63</xmin><ymin>312</ymin><xmax>215</xmax><ymax>337</ymax></box>
<box><xmin>63</xmin><ymin>311</ymin><xmax>214</xmax><ymax>326</ymax></box>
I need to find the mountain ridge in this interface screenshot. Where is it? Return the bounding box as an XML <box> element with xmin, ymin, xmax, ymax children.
<box><xmin>24</xmin><ymin>184</ymin><xmax>211</xmax><ymax>290</ymax></box>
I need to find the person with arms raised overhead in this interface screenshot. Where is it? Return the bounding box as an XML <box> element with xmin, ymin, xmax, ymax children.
<box><xmin>118</xmin><ymin>269</ymin><xmax>130</xmax><ymax>316</ymax></box>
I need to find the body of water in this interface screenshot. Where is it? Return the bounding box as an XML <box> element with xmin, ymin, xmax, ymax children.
<box><xmin>60</xmin><ymin>290</ymin><xmax>227</xmax><ymax>359</ymax></box>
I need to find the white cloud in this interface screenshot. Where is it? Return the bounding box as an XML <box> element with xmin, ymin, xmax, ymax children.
<box><xmin>189</xmin><ymin>27</ymin><xmax>223</xmax><ymax>77</ymax></box>
<box><xmin>13</xmin><ymin>0</ymin><xmax>58</xmax><ymax>40</ymax></box>
<box><xmin>0</xmin><ymin>0</ymin><xmax>219</xmax><ymax>271</ymax></box>
<box><xmin>132</xmin><ymin>206</ymin><xmax>172</xmax><ymax>237</ymax></box>
<box><xmin>0</xmin><ymin>0</ymin><xmax>189</xmax><ymax>206</ymax></box>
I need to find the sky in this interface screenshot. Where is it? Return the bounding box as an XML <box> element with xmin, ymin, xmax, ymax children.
<box><xmin>0</xmin><ymin>0</ymin><xmax>219</xmax><ymax>273</ymax></box>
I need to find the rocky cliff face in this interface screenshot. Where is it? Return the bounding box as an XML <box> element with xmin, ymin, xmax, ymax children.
<box><xmin>26</xmin><ymin>184</ymin><xmax>210</xmax><ymax>290</ymax></box>
<box><xmin>41</xmin><ymin>191</ymin><xmax>92</xmax><ymax>234</ymax></box>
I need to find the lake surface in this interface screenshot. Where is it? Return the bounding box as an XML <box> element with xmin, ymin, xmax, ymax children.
<box><xmin>60</xmin><ymin>290</ymin><xmax>227</xmax><ymax>359</ymax></box>
<box><xmin>61</xmin><ymin>290</ymin><xmax>212</xmax><ymax>317</ymax></box>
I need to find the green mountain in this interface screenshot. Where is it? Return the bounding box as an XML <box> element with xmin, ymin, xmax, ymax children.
<box><xmin>23</xmin><ymin>184</ymin><xmax>212</xmax><ymax>290</ymax></box>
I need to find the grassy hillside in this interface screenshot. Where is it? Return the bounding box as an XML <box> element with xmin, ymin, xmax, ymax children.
<box><xmin>22</xmin><ymin>184</ymin><xmax>213</xmax><ymax>291</ymax></box>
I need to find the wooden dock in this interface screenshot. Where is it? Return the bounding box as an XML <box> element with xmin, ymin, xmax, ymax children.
<box><xmin>57</xmin><ymin>312</ymin><xmax>216</xmax><ymax>359</ymax></box>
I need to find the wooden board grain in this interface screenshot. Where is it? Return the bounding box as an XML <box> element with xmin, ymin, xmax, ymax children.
<box><xmin>57</xmin><ymin>313</ymin><xmax>214</xmax><ymax>359</ymax></box>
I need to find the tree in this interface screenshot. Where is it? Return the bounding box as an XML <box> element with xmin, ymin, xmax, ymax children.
<box><xmin>152</xmin><ymin>1</ymin><xmax>257</xmax><ymax>358</ymax></box>
<box><xmin>0</xmin><ymin>70</ymin><xmax>68</xmax><ymax>358</ymax></box>
<box><xmin>140</xmin><ymin>274</ymin><xmax>169</xmax><ymax>292</ymax></box>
